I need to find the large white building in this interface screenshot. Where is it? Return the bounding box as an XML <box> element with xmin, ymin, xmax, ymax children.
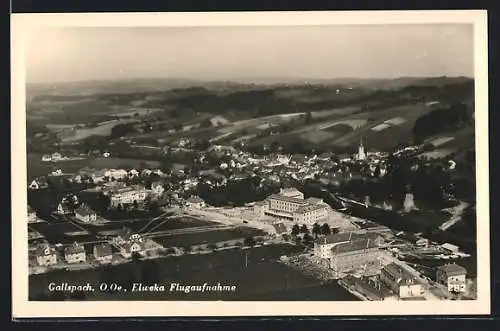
<box><xmin>110</xmin><ymin>186</ymin><xmax>147</xmax><ymax>207</ymax></box>
<box><xmin>259</xmin><ymin>188</ymin><xmax>330</xmax><ymax>225</ymax></box>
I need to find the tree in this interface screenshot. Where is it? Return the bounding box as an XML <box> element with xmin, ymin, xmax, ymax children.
<box><xmin>199</xmin><ymin>118</ymin><xmax>213</xmax><ymax>129</ymax></box>
<box><xmin>305</xmin><ymin>111</ymin><xmax>313</xmax><ymax>125</ymax></box>
<box><xmin>207</xmin><ymin>243</ymin><xmax>218</xmax><ymax>251</ymax></box>
<box><xmin>183</xmin><ymin>246</ymin><xmax>192</xmax><ymax>254</ymax></box>
<box><xmin>320</xmin><ymin>223</ymin><xmax>332</xmax><ymax>236</ymax></box>
<box><xmin>173</xmin><ymin>123</ymin><xmax>183</xmax><ymax>132</ymax></box>
<box><xmin>300</xmin><ymin>224</ymin><xmax>309</xmax><ymax>234</ymax></box>
<box><xmin>133</xmin><ymin>200</ymin><xmax>139</xmax><ymax>209</ymax></box>
<box><xmin>312</xmin><ymin>223</ymin><xmax>321</xmax><ymax>238</ymax></box>
<box><xmin>244</xmin><ymin>236</ymin><xmax>256</xmax><ymax>247</ymax></box>
<box><xmin>303</xmin><ymin>233</ymin><xmax>314</xmax><ymax>245</ymax></box>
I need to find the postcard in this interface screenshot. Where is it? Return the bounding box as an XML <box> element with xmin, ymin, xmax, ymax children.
<box><xmin>11</xmin><ymin>10</ymin><xmax>489</xmax><ymax>318</ymax></box>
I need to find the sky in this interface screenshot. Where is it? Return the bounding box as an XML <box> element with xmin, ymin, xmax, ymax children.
<box><xmin>25</xmin><ymin>24</ymin><xmax>474</xmax><ymax>84</ymax></box>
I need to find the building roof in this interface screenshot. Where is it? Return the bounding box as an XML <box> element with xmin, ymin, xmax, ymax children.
<box><xmin>58</xmin><ymin>202</ymin><xmax>73</xmax><ymax>213</ymax></box>
<box><xmin>381</xmin><ymin>262</ymin><xmax>416</xmax><ymax>284</ymax></box>
<box><xmin>187</xmin><ymin>196</ymin><xmax>204</xmax><ymax>203</ymax></box>
<box><xmin>75</xmin><ymin>204</ymin><xmax>96</xmax><ymax>217</ymax></box>
<box><xmin>295</xmin><ymin>203</ymin><xmax>328</xmax><ymax>215</ymax></box>
<box><xmin>306</xmin><ymin>197</ymin><xmax>323</xmax><ymax>204</ymax></box>
<box><xmin>268</xmin><ymin>194</ymin><xmax>308</xmax><ymax>205</ymax></box>
<box><xmin>121</xmin><ymin>240</ymin><xmax>144</xmax><ymax>252</ymax></box>
<box><xmin>64</xmin><ymin>242</ymin><xmax>85</xmax><ymax>255</ymax></box>
<box><xmin>94</xmin><ymin>243</ymin><xmax>112</xmax><ymax>257</ymax></box>
<box><xmin>331</xmin><ymin>238</ymin><xmax>378</xmax><ymax>254</ymax></box>
<box><xmin>272</xmin><ymin>222</ymin><xmax>287</xmax><ymax>234</ymax></box>
<box><xmin>36</xmin><ymin>243</ymin><xmax>56</xmax><ymax>256</ymax></box>
<box><xmin>315</xmin><ymin>231</ymin><xmax>363</xmax><ymax>245</ymax></box>
<box><xmin>437</xmin><ymin>263</ymin><xmax>467</xmax><ymax>276</ymax></box>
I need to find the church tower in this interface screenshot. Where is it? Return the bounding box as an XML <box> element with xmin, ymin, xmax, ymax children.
<box><xmin>357</xmin><ymin>136</ymin><xmax>366</xmax><ymax>161</ymax></box>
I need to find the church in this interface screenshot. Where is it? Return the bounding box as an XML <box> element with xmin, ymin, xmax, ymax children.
<box><xmin>355</xmin><ymin>137</ymin><xmax>366</xmax><ymax>161</ymax></box>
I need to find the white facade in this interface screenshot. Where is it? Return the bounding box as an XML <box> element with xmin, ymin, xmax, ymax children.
<box><xmin>105</xmin><ymin>169</ymin><xmax>129</xmax><ymax>180</ymax></box>
<box><xmin>65</xmin><ymin>252</ymin><xmax>86</xmax><ymax>264</ymax></box>
<box><xmin>37</xmin><ymin>246</ymin><xmax>58</xmax><ymax>266</ymax></box>
<box><xmin>110</xmin><ymin>187</ymin><xmax>147</xmax><ymax>207</ymax></box>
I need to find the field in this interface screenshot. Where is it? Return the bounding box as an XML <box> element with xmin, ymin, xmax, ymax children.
<box><xmin>92</xmin><ymin>216</ymin><xmax>219</xmax><ymax>234</ymax></box>
<box><xmin>29</xmin><ymin>243</ymin><xmax>358</xmax><ymax>301</ymax></box>
<box><xmin>152</xmin><ymin>227</ymin><xmax>266</xmax><ymax>248</ymax></box>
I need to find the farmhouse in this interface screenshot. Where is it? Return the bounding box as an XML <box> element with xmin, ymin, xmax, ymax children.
<box><xmin>151</xmin><ymin>181</ymin><xmax>165</xmax><ymax>196</ymax></box>
<box><xmin>119</xmin><ymin>233</ymin><xmax>145</xmax><ymax>258</ymax></box>
<box><xmin>436</xmin><ymin>263</ymin><xmax>467</xmax><ymax>293</ymax></box>
<box><xmin>380</xmin><ymin>263</ymin><xmax>425</xmax><ymax>299</ymax></box>
<box><xmin>64</xmin><ymin>242</ymin><xmax>87</xmax><ymax>264</ymax></box>
<box><xmin>93</xmin><ymin>243</ymin><xmax>113</xmax><ymax>264</ymax></box>
<box><xmin>56</xmin><ymin>202</ymin><xmax>73</xmax><ymax>215</ymax></box>
<box><xmin>74</xmin><ymin>204</ymin><xmax>98</xmax><ymax>223</ymax></box>
<box><xmin>29</xmin><ymin>177</ymin><xmax>48</xmax><ymax>190</ymax></box>
<box><xmin>36</xmin><ymin>243</ymin><xmax>58</xmax><ymax>266</ymax></box>
<box><xmin>27</xmin><ymin>205</ymin><xmax>37</xmax><ymax>223</ymax></box>
<box><xmin>105</xmin><ymin>169</ymin><xmax>129</xmax><ymax>180</ymax></box>
<box><xmin>185</xmin><ymin>195</ymin><xmax>206</xmax><ymax>209</ymax></box>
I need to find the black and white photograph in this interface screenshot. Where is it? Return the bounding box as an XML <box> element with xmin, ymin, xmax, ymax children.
<box><xmin>11</xmin><ymin>11</ymin><xmax>489</xmax><ymax>317</ymax></box>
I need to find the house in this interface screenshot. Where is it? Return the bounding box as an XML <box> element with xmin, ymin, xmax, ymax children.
<box><xmin>56</xmin><ymin>202</ymin><xmax>73</xmax><ymax>215</ymax></box>
<box><xmin>27</xmin><ymin>205</ymin><xmax>37</xmax><ymax>223</ymax></box>
<box><xmin>41</xmin><ymin>154</ymin><xmax>52</xmax><ymax>162</ymax></box>
<box><xmin>272</xmin><ymin>222</ymin><xmax>288</xmax><ymax>236</ymax></box>
<box><xmin>105</xmin><ymin>169</ymin><xmax>129</xmax><ymax>180</ymax></box>
<box><xmin>93</xmin><ymin>243</ymin><xmax>113</xmax><ymax>264</ymax></box>
<box><xmin>51</xmin><ymin>152</ymin><xmax>62</xmax><ymax>161</ymax></box>
<box><xmin>51</xmin><ymin>168</ymin><xmax>63</xmax><ymax>176</ymax></box>
<box><xmin>128</xmin><ymin>169</ymin><xmax>140</xmax><ymax>178</ymax></box>
<box><xmin>151</xmin><ymin>181</ymin><xmax>165</xmax><ymax>196</ymax></box>
<box><xmin>380</xmin><ymin>263</ymin><xmax>425</xmax><ymax>299</ymax></box>
<box><xmin>74</xmin><ymin>204</ymin><xmax>98</xmax><ymax>223</ymax></box>
<box><xmin>64</xmin><ymin>242</ymin><xmax>87</xmax><ymax>264</ymax></box>
<box><xmin>29</xmin><ymin>177</ymin><xmax>48</xmax><ymax>190</ymax></box>
<box><xmin>441</xmin><ymin>243</ymin><xmax>460</xmax><ymax>254</ymax></box>
<box><xmin>119</xmin><ymin>233</ymin><xmax>145</xmax><ymax>258</ymax></box>
<box><xmin>436</xmin><ymin>263</ymin><xmax>467</xmax><ymax>293</ymax></box>
<box><xmin>36</xmin><ymin>243</ymin><xmax>58</xmax><ymax>266</ymax></box>
<box><xmin>185</xmin><ymin>196</ymin><xmax>205</xmax><ymax>209</ymax></box>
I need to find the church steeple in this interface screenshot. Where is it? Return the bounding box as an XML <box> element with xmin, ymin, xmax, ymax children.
<box><xmin>357</xmin><ymin>136</ymin><xmax>366</xmax><ymax>160</ymax></box>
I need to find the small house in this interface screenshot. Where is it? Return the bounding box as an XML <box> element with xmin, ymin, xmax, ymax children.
<box><xmin>185</xmin><ymin>195</ymin><xmax>205</xmax><ymax>209</ymax></box>
<box><xmin>64</xmin><ymin>242</ymin><xmax>87</xmax><ymax>264</ymax></box>
<box><xmin>74</xmin><ymin>204</ymin><xmax>98</xmax><ymax>223</ymax></box>
<box><xmin>441</xmin><ymin>243</ymin><xmax>460</xmax><ymax>254</ymax></box>
<box><xmin>51</xmin><ymin>152</ymin><xmax>62</xmax><ymax>161</ymax></box>
<box><xmin>29</xmin><ymin>177</ymin><xmax>48</xmax><ymax>190</ymax></box>
<box><xmin>151</xmin><ymin>181</ymin><xmax>165</xmax><ymax>196</ymax></box>
<box><xmin>36</xmin><ymin>243</ymin><xmax>58</xmax><ymax>266</ymax></box>
<box><xmin>93</xmin><ymin>243</ymin><xmax>113</xmax><ymax>264</ymax></box>
<box><xmin>56</xmin><ymin>202</ymin><xmax>73</xmax><ymax>215</ymax></box>
<box><xmin>41</xmin><ymin>154</ymin><xmax>52</xmax><ymax>162</ymax></box>
<box><xmin>436</xmin><ymin>263</ymin><xmax>467</xmax><ymax>293</ymax></box>
<box><xmin>380</xmin><ymin>263</ymin><xmax>425</xmax><ymax>299</ymax></box>
<box><xmin>119</xmin><ymin>234</ymin><xmax>145</xmax><ymax>258</ymax></box>
<box><xmin>27</xmin><ymin>205</ymin><xmax>37</xmax><ymax>223</ymax></box>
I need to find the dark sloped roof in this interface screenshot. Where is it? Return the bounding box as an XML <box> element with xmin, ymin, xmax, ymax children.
<box><xmin>331</xmin><ymin>238</ymin><xmax>378</xmax><ymax>254</ymax></box>
<box><xmin>268</xmin><ymin>194</ymin><xmax>307</xmax><ymax>205</ymax></box>
<box><xmin>382</xmin><ymin>262</ymin><xmax>415</xmax><ymax>283</ymax></box>
<box><xmin>64</xmin><ymin>242</ymin><xmax>85</xmax><ymax>255</ymax></box>
<box><xmin>75</xmin><ymin>204</ymin><xmax>95</xmax><ymax>216</ymax></box>
<box><xmin>36</xmin><ymin>243</ymin><xmax>56</xmax><ymax>256</ymax></box>
<box><xmin>187</xmin><ymin>196</ymin><xmax>204</xmax><ymax>203</ymax></box>
<box><xmin>272</xmin><ymin>222</ymin><xmax>287</xmax><ymax>234</ymax></box>
<box><xmin>315</xmin><ymin>231</ymin><xmax>362</xmax><ymax>245</ymax></box>
<box><xmin>94</xmin><ymin>243</ymin><xmax>112</xmax><ymax>257</ymax></box>
<box><xmin>437</xmin><ymin>263</ymin><xmax>467</xmax><ymax>276</ymax></box>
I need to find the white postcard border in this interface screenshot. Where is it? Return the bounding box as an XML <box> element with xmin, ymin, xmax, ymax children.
<box><xmin>11</xmin><ymin>10</ymin><xmax>490</xmax><ymax>318</ymax></box>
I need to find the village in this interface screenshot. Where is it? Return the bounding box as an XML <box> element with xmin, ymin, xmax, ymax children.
<box><xmin>27</xmin><ymin>136</ymin><xmax>474</xmax><ymax>302</ymax></box>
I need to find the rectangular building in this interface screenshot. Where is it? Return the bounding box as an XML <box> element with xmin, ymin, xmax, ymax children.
<box><xmin>110</xmin><ymin>186</ymin><xmax>147</xmax><ymax>207</ymax></box>
<box><xmin>380</xmin><ymin>262</ymin><xmax>425</xmax><ymax>299</ymax></box>
<box><xmin>436</xmin><ymin>263</ymin><xmax>467</xmax><ymax>293</ymax></box>
<box><xmin>330</xmin><ymin>238</ymin><xmax>381</xmax><ymax>274</ymax></box>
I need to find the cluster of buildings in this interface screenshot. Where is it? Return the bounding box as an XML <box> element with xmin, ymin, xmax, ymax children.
<box><xmin>33</xmin><ymin>231</ymin><xmax>149</xmax><ymax>268</ymax></box>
